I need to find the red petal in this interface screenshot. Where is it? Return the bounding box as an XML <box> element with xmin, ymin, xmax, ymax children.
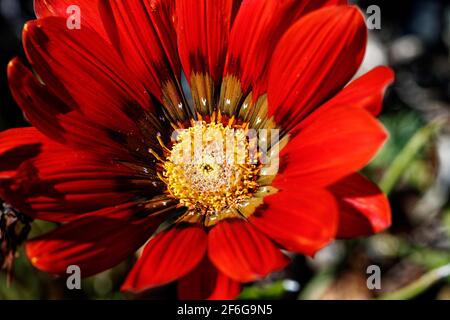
<box><xmin>268</xmin><ymin>5</ymin><xmax>367</xmax><ymax>132</ymax></box>
<box><xmin>329</xmin><ymin>173</ymin><xmax>391</xmax><ymax>238</ymax></box>
<box><xmin>208</xmin><ymin>220</ymin><xmax>289</xmax><ymax>282</ymax></box>
<box><xmin>178</xmin><ymin>256</ymin><xmax>241</xmax><ymax>300</ymax></box>
<box><xmin>144</xmin><ymin>0</ymin><xmax>179</xmax><ymax>75</ymax></box>
<box><xmin>8</xmin><ymin>58</ymin><xmax>69</xmax><ymax>143</ymax></box>
<box><xmin>16</xmin><ymin>19</ymin><xmax>163</xmax><ymax>158</ymax></box>
<box><xmin>26</xmin><ymin>203</ymin><xmax>164</xmax><ymax>277</ymax></box>
<box><xmin>323</xmin><ymin>66</ymin><xmax>395</xmax><ymax>116</ymax></box>
<box><xmin>274</xmin><ymin>105</ymin><xmax>388</xmax><ymax>188</ymax></box>
<box><xmin>250</xmin><ymin>189</ymin><xmax>338</xmax><ymax>256</ymax></box>
<box><xmin>35</xmin><ymin>1</ymin><xmax>182</xmax><ymax>113</ymax></box>
<box><xmin>34</xmin><ymin>0</ymin><xmax>108</xmax><ymax>40</ymax></box>
<box><xmin>226</xmin><ymin>0</ymin><xmax>347</xmax><ymax>98</ymax></box>
<box><xmin>100</xmin><ymin>1</ymin><xmax>183</xmax><ymax>108</ymax></box>
<box><xmin>0</xmin><ymin>127</ymin><xmax>160</xmax><ymax>222</ymax></box>
<box><xmin>7</xmin><ymin>58</ymin><xmax>132</xmax><ymax>158</ymax></box>
<box><xmin>0</xmin><ymin>127</ymin><xmax>72</xmax><ymax>220</ymax></box>
<box><xmin>122</xmin><ymin>225</ymin><xmax>207</xmax><ymax>292</ymax></box>
<box><xmin>23</xmin><ymin>17</ymin><xmax>153</xmax><ymax>116</ymax></box>
<box><xmin>177</xmin><ymin>0</ymin><xmax>234</xmax><ymax>82</ymax></box>
<box><xmin>14</xmin><ymin>151</ymin><xmax>158</xmax><ymax>222</ymax></box>
<box><xmin>0</xmin><ymin>127</ymin><xmax>44</xmax><ymax>179</ymax></box>
<box><xmin>35</xmin><ymin>0</ymin><xmax>179</xmax><ymax>75</ymax></box>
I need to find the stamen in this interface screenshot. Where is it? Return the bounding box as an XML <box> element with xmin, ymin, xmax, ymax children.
<box><xmin>157</xmin><ymin>134</ymin><xmax>171</xmax><ymax>153</ymax></box>
<box><xmin>148</xmin><ymin>148</ymin><xmax>165</xmax><ymax>162</ymax></box>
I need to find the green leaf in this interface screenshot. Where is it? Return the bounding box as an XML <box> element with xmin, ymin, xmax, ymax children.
<box><xmin>239</xmin><ymin>280</ymin><xmax>286</xmax><ymax>300</ymax></box>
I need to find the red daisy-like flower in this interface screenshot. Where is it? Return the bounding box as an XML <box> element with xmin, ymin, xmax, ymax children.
<box><xmin>0</xmin><ymin>0</ymin><xmax>394</xmax><ymax>299</ymax></box>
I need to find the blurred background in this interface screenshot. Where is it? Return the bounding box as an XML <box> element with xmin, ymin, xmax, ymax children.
<box><xmin>1</xmin><ymin>0</ymin><xmax>450</xmax><ymax>300</ymax></box>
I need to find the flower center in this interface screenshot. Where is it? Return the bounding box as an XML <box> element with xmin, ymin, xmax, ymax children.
<box><xmin>159</xmin><ymin>116</ymin><xmax>260</xmax><ymax>216</ymax></box>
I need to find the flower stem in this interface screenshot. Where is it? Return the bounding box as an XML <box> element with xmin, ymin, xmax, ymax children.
<box><xmin>378</xmin><ymin>264</ymin><xmax>450</xmax><ymax>300</ymax></box>
<box><xmin>379</xmin><ymin>119</ymin><xmax>444</xmax><ymax>195</ymax></box>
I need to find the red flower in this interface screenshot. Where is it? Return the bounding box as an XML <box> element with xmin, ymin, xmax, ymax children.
<box><xmin>0</xmin><ymin>0</ymin><xmax>393</xmax><ymax>299</ymax></box>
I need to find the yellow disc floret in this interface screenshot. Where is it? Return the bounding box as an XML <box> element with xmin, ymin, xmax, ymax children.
<box><xmin>161</xmin><ymin>117</ymin><xmax>259</xmax><ymax>216</ymax></box>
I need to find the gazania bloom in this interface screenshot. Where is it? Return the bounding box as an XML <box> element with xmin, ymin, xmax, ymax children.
<box><xmin>0</xmin><ymin>0</ymin><xmax>393</xmax><ymax>299</ymax></box>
